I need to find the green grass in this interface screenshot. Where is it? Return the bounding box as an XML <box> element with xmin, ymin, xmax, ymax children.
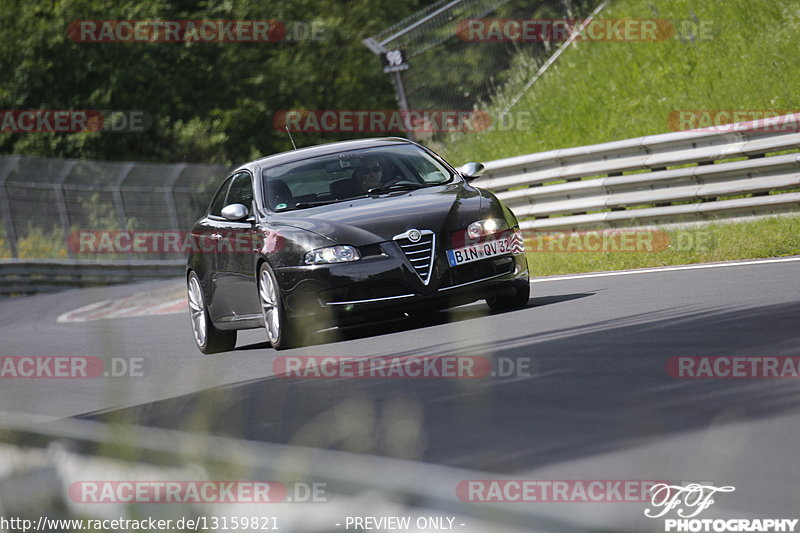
<box><xmin>527</xmin><ymin>215</ymin><xmax>800</xmax><ymax>276</ymax></box>
<box><xmin>0</xmin><ymin>225</ymin><xmax>69</xmax><ymax>259</ymax></box>
<box><xmin>439</xmin><ymin>0</ymin><xmax>800</xmax><ymax>165</ymax></box>
<box><xmin>435</xmin><ymin>0</ymin><xmax>800</xmax><ymax>274</ymax></box>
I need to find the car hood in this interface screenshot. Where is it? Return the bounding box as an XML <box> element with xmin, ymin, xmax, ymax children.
<box><xmin>269</xmin><ymin>183</ymin><xmax>483</xmax><ymax>246</ymax></box>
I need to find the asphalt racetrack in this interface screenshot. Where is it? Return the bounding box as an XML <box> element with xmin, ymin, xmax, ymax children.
<box><xmin>1</xmin><ymin>256</ymin><xmax>799</xmax><ymax>525</ymax></box>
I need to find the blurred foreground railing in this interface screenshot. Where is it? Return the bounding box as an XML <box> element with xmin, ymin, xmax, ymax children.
<box><xmin>0</xmin><ymin>414</ymin><xmax>595</xmax><ymax>533</ymax></box>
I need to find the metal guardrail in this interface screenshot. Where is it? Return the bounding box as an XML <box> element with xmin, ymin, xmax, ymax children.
<box><xmin>0</xmin><ymin>413</ymin><xmax>593</xmax><ymax>533</ymax></box>
<box><xmin>477</xmin><ymin>113</ymin><xmax>800</xmax><ymax>230</ymax></box>
<box><xmin>0</xmin><ymin>259</ymin><xmax>185</xmax><ymax>296</ymax></box>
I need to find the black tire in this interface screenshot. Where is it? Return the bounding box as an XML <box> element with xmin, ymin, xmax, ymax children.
<box><xmin>486</xmin><ymin>284</ymin><xmax>530</xmax><ymax>312</ymax></box>
<box><xmin>257</xmin><ymin>263</ymin><xmax>302</xmax><ymax>350</ymax></box>
<box><xmin>187</xmin><ymin>271</ymin><xmax>237</xmax><ymax>354</ymax></box>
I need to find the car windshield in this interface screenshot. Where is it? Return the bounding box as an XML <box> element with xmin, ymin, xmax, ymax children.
<box><xmin>261</xmin><ymin>144</ymin><xmax>453</xmax><ymax>211</ymax></box>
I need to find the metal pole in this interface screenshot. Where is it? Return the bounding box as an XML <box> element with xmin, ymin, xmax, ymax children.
<box><xmin>111</xmin><ymin>163</ymin><xmax>134</xmax><ymax>232</ymax></box>
<box><xmin>362</xmin><ymin>38</ymin><xmax>414</xmax><ymax>141</ymax></box>
<box><xmin>165</xmin><ymin>164</ymin><xmax>187</xmax><ymax>232</ymax></box>
<box><xmin>54</xmin><ymin>160</ymin><xmax>78</xmax><ymax>259</ymax></box>
<box><xmin>391</xmin><ymin>70</ymin><xmax>414</xmax><ymax>141</ymax></box>
<box><xmin>0</xmin><ymin>156</ymin><xmax>21</xmax><ymax>258</ymax></box>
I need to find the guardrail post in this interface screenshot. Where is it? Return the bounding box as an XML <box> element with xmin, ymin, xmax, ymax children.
<box><xmin>165</xmin><ymin>164</ymin><xmax>186</xmax><ymax>231</ymax></box>
<box><xmin>54</xmin><ymin>160</ymin><xmax>78</xmax><ymax>258</ymax></box>
<box><xmin>111</xmin><ymin>163</ymin><xmax>134</xmax><ymax>232</ymax></box>
<box><xmin>0</xmin><ymin>156</ymin><xmax>21</xmax><ymax>258</ymax></box>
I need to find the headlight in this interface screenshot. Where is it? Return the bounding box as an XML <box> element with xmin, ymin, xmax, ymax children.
<box><xmin>304</xmin><ymin>245</ymin><xmax>360</xmax><ymax>265</ymax></box>
<box><xmin>467</xmin><ymin>218</ymin><xmax>507</xmax><ymax>239</ymax></box>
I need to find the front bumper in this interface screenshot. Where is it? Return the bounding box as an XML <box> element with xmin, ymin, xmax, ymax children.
<box><xmin>273</xmin><ymin>239</ymin><xmax>528</xmax><ymax>324</ymax></box>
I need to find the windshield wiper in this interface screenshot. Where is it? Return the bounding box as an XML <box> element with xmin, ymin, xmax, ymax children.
<box><xmin>290</xmin><ymin>184</ymin><xmax>428</xmax><ymax>209</ymax></box>
<box><xmin>293</xmin><ymin>195</ymin><xmax>368</xmax><ymax>209</ymax></box>
<box><xmin>367</xmin><ymin>182</ymin><xmax>427</xmax><ymax>194</ymax></box>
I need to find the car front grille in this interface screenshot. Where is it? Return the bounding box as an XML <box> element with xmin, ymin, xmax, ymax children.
<box><xmin>394</xmin><ymin>230</ymin><xmax>435</xmax><ymax>285</ymax></box>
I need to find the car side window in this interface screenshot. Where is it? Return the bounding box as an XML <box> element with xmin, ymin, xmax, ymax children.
<box><xmin>225</xmin><ymin>172</ymin><xmax>254</xmax><ymax>214</ymax></box>
<box><xmin>401</xmin><ymin>153</ymin><xmax>449</xmax><ymax>183</ymax></box>
<box><xmin>208</xmin><ymin>176</ymin><xmax>233</xmax><ymax>217</ymax></box>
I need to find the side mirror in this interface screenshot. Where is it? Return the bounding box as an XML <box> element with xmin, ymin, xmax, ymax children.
<box><xmin>459</xmin><ymin>162</ymin><xmax>485</xmax><ymax>182</ymax></box>
<box><xmin>221</xmin><ymin>203</ymin><xmax>249</xmax><ymax>221</ymax></box>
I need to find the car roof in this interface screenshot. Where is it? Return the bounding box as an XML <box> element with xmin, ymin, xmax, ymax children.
<box><xmin>237</xmin><ymin>137</ymin><xmax>414</xmax><ymax>174</ymax></box>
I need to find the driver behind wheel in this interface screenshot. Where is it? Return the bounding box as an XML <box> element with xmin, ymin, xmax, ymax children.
<box><xmin>353</xmin><ymin>155</ymin><xmax>386</xmax><ymax>191</ymax></box>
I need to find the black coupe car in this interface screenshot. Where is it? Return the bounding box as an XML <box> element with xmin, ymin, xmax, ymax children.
<box><xmin>187</xmin><ymin>138</ymin><xmax>529</xmax><ymax>353</ymax></box>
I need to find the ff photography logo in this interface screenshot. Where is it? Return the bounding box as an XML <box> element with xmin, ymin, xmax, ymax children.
<box><xmin>645</xmin><ymin>483</ymin><xmax>797</xmax><ymax>532</ymax></box>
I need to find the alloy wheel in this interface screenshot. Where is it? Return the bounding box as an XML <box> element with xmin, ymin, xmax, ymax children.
<box><xmin>187</xmin><ymin>274</ymin><xmax>207</xmax><ymax>347</ymax></box>
<box><xmin>259</xmin><ymin>267</ymin><xmax>281</xmax><ymax>345</ymax></box>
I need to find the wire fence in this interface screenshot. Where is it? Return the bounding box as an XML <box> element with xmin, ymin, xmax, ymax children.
<box><xmin>0</xmin><ymin>155</ymin><xmax>229</xmax><ymax>260</ymax></box>
<box><xmin>364</xmin><ymin>0</ymin><xmax>604</xmax><ymax>136</ymax></box>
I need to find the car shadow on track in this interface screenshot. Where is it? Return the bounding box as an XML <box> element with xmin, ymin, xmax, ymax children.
<box><xmin>234</xmin><ymin>292</ymin><xmax>596</xmax><ymax>351</ymax></box>
<box><xmin>86</xmin><ymin>300</ymin><xmax>800</xmax><ymax>482</ymax></box>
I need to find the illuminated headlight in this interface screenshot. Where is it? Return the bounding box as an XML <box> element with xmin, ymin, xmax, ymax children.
<box><xmin>467</xmin><ymin>218</ymin><xmax>507</xmax><ymax>239</ymax></box>
<box><xmin>304</xmin><ymin>245</ymin><xmax>360</xmax><ymax>265</ymax></box>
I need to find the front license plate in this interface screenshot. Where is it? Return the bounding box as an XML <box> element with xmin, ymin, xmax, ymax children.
<box><xmin>446</xmin><ymin>237</ymin><xmax>511</xmax><ymax>267</ymax></box>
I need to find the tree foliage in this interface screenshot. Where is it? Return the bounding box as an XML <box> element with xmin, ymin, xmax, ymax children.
<box><xmin>0</xmin><ymin>0</ymin><xmax>431</xmax><ymax>164</ymax></box>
